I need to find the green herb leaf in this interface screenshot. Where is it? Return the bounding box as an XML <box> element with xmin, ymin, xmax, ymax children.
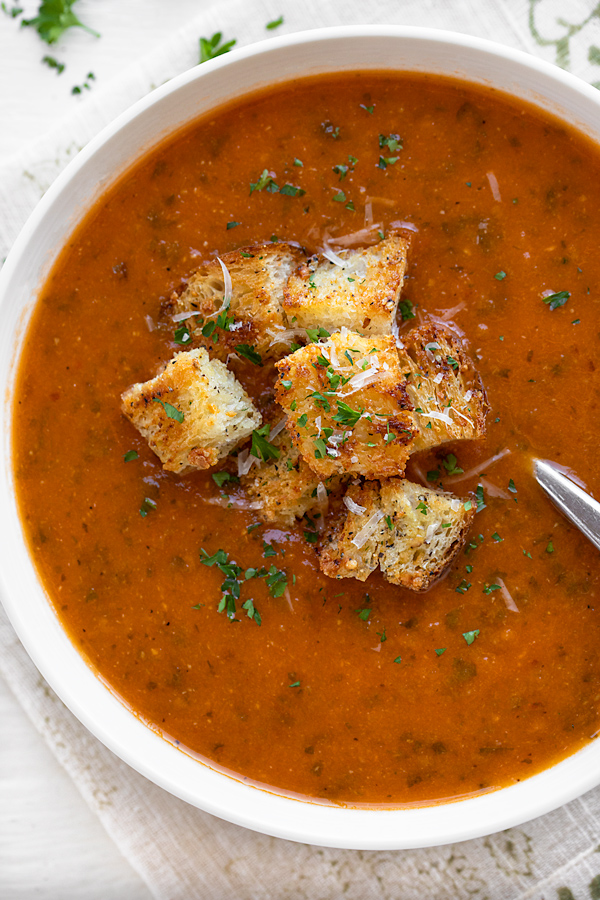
<box><xmin>379</xmin><ymin>133</ymin><xmax>402</xmax><ymax>152</ymax></box>
<box><xmin>475</xmin><ymin>484</ymin><xmax>486</xmax><ymax>513</ymax></box>
<box><xmin>357</xmin><ymin>607</ymin><xmax>371</xmax><ymax>621</ymax></box>
<box><xmin>462</xmin><ymin>629</ymin><xmax>480</xmax><ymax>645</ymax></box>
<box><xmin>152</xmin><ymin>397</ymin><xmax>184</xmax><ymax>423</ymax></box>
<box><xmin>360</xmin><ymin>104</ymin><xmax>374</xmax><ymax>114</ymax></box>
<box><xmin>435</xmin><ymin>648</ymin><xmax>446</xmax><ymax>657</ymax></box>
<box><xmin>289</xmin><ymin>680</ymin><xmax>300</xmax><ymax>687</ymax></box>
<box><xmin>199</xmin><ymin>31</ymin><xmax>236</xmax><ymax>63</ymax></box>
<box><xmin>250</xmin><ymin>168</ymin><xmax>278</xmax><ymax>194</ymax></box>
<box><xmin>226</xmin><ymin>221</ymin><xmax>240</xmax><ymax>229</ymax></box>
<box><xmin>332</xmin><ymin>401</ymin><xmax>362</xmax><ymax>428</ymax></box>
<box><xmin>398</xmin><ymin>299</ymin><xmax>416</xmax><ymax>321</ymax></box>
<box><xmin>212</xmin><ymin>471</ymin><xmax>239</xmax><ymax>488</ymax></box>
<box><xmin>279</xmin><ymin>183</ymin><xmax>305</xmax><ymax>197</ymax></box>
<box><xmin>492</xmin><ymin>531</ymin><xmax>503</xmax><ymax>543</ymax></box>
<box><xmin>265</xmin><ymin>15</ymin><xmax>283</xmax><ymax>29</ymax></box>
<box><xmin>173</xmin><ymin>323</ymin><xmax>192</xmax><ymax>345</ymax></box>
<box><xmin>494</xmin><ymin>270</ymin><xmax>507</xmax><ymax>281</ymax></box>
<box><xmin>427</xmin><ymin>469</ymin><xmax>440</xmax><ymax>482</ymax></box>
<box><xmin>546</xmin><ymin>541</ymin><xmax>554</xmax><ymax>553</ymax></box>
<box><xmin>235</xmin><ymin>344</ymin><xmax>262</xmax><ymax>365</ymax></box>
<box><xmin>251</xmin><ymin>425</ymin><xmax>280</xmax><ymax>462</ymax></box>
<box><xmin>123</xmin><ymin>450</ymin><xmax>138</xmax><ymax>463</ymax></box>
<box><xmin>333</xmin><ymin>190</ymin><xmax>347</xmax><ymax>203</ymax></box>
<box><xmin>42</xmin><ymin>54</ymin><xmax>65</xmax><ymax>73</ymax></box>
<box><xmin>265</xmin><ymin>565</ymin><xmax>288</xmax><ymax>597</ymax></box>
<box><xmin>416</xmin><ymin>500</ymin><xmax>428</xmax><ymax>515</ymax></box>
<box><xmin>543</xmin><ymin>290</ymin><xmax>570</xmax><ymax>311</ymax></box>
<box><xmin>139</xmin><ymin>497</ymin><xmax>157</xmax><ymax>518</ymax></box>
<box><xmin>393</xmin><ymin>655</ymin><xmax>402</xmax><ymax>664</ymax></box>
<box><xmin>508</xmin><ymin>478</ymin><xmax>517</xmax><ymax>493</ymax></box>
<box><xmin>442</xmin><ymin>453</ymin><xmax>463</xmax><ymax>476</ymax></box>
<box><xmin>483</xmin><ymin>584</ymin><xmax>501</xmax><ymax>594</ymax></box>
<box><xmin>455</xmin><ymin>579</ymin><xmax>471</xmax><ymax>594</ymax></box>
<box><xmin>22</xmin><ymin>0</ymin><xmax>99</xmax><ymax>44</ymax></box>
<box><xmin>306</xmin><ymin>326</ymin><xmax>330</xmax><ymax>342</ymax></box>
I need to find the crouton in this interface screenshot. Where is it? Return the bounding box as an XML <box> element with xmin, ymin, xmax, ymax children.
<box><xmin>121</xmin><ymin>348</ymin><xmax>261</xmax><ymax>473</ymax></box>
<box><xmin>275</xmin><ymin>331</ymin><xmax>417</xmax><ymax>480</ymax></box>
<box><xmin>164</xmin><ymin>242</ymin><xmax>306</xmax><ymax>362</ymax></box>
<box><xmin>282</xmin><ymin>234</ymin><xmax>408</xmax><ymax>336</ymax></box>
<box><xmin>240</xmin><ymin>425</ymin><xmax>346</xmax><ymax>527</ymax></box>
<box><xmin>399</xmin><ymin>324</ymin><xmax>488</xmax><ymax>452</ymax></box>
<box><xmin>319</xmin><ymin>478</ymin><xmax>474</xmax><ymax>591</ymax></box>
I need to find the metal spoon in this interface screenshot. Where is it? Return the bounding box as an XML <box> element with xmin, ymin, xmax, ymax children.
<box><xmin>534</xmin><ymin>459</ymin><xmax>600</xmax><ymax>552</ymax></box>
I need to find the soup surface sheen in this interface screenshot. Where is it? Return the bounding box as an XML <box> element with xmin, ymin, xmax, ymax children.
<box><xmin>14</xmin><ymin>72</ymin><xmax>600</xmax><ymax>806</ymax></box>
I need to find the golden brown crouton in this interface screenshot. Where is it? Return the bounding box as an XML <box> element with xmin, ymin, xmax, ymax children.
<box><xmin>319</xmin><ymin>478</ymin><xmax>474</xmax><ymax>591</ymax></box>
<box><xmin>274</xmin><ymin>331</ymin><xmax>417</xmax><ymax>480</ymax></box>
<box><xmin>121</xmin><ymin>348</ymin><xmax>261</xmax><ymax>473</ymax></box>
<box><xmin>399</xmin><ymin>324</ymin><xmax>488</xmax><ymax>452</ymax></box>
<box><xmin>164</xmin><ymin>242</ymin><xmax>306</xmax><ymax>362</ymax></box>
<box><xmin>240</xmin><ymin>426</ymin><xmax>346</xmax><ymax>527</ymax></box>
<box><xmin>282</xmin><ymin>234</ymin><xmax>408</xmax><ymax>336</ymax></box>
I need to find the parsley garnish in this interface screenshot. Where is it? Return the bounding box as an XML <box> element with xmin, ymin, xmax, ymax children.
<box><xmin>332</xmin><ymin>401</ymin><xmax>362</xmax><ymax>428</ymax></box>
<box><xmin>475</xmin><ymin>484</ymin><xmax>486</xmax><ymax>513</ymax></box>
<box><xmin>393</xmin><ymin>656</ymin><xmax>402</xmax><ymax>664</ymax></box>
<box><xmin>139</xmin><ymin>497</ymin><xmax>156</xmax><ymax>518</ymax></box>
<box><xmin>199</xmin><ymin>31</ymin><xmax>236</xmax><ymax>63</ymax></box>
<box><xmin>242</xmin><ymin>599</ymin><xmax>261</xmax><ymax>626</ymax></box>
<box><xmin>226</xmin><ymin>221</ymin><xmax>240</xmax><ymax>229</ymax></box>
<box><xmin>306</xmin><ymin>326</ymin><xmax>330</xmax><ymax>342</ymax></box>
<box><xmin>385</xmin><ymin>515</ymin><xmax>393</xmax><ymax>530</ymax></box>
<box><xmin>427</xmin><ymin>469</ymin><xmax>440</xmax><ymax>481</ymax></box>
<box><xmin>333</xmin><ymin>164</ymin><xmax>348</xmax><ymax>181</ymax></box>
<box><xmin>357</xmin><ymin>606</ymin><xmax>371</xmax><ymax>621</ymax></box>
<box><xmin>42</xmin><ymin>54</ymin><xmax>65</xmax><ymax>73</ymax></box>
<box><xmin>379</xmin><ymin>133</ymin><xmax>402</xmax><ymax>151</ymax></box>
<box><xmin>262</xmin><ymin>540</ymin><xmax>277</xmax><ymax>558</ymax></box>
<box><xmin>360</xmin><ymin>104</ymin><xmax>375</xmax><ymax>114</ymax></box>
<box><xmin>442</xmin><ymin>453</ymin><xmax>463</xmax><ymax>476</ymax></box>
<box><xmin>483</xmin><ymin>584</ymin><xmax>501</xmax><ymax>594</ymax></box>
<box><xmin>174</xmin><ymin>323</ymin><xmax>192</xmax><ymax>345</ymax></box>
<box><xmin>416</xmin><ymin>500</ymin><xmax>428</xmax><ymax>515</ymax></box>
<box><xmin>251</xmin><ymin>425</ymin><xmax>280</xmax><ymax>462</ymax></box>
<box><xmin>152</xmin><ymin>397</ymin><xmax>184</xmax><ymax>423</ymax></box>
<box><xmin>235</xmin><ymin>344</ymin><xmax>262</xmax><ymax>365</ymax></box>
<box><xmin>508</xmin><ymin>478</ymin><xmax>517</xmax><ymax>493</ymax></box>
<box><xmin>494</xmin><ymin>271</ymin><xmax>507</xmax><ymax>281</ymax></box>
<box><xmin>281</xmin><ymin>379</ymin><xmax>292</xmax><ymax>390</ymax></box>
<box><xmin>333</xmin><ymin>190</ymin><xmax>347</xmax><ymax>203</ymax></box>
<box><xmin>435</xmin><ymin>648</ymin><xmax>446</xmax><ymax>657</ymax></box>
<box><xmin>266</xmin><ymin>15</ymin><xmax>283</xmax><ymax>29</ymax></box>
<box><xmin>492</xmin><ymin>532</ymin><xmax>503</xmax><ymax>543</ymax></box>
<box><xmin>265</xmin><ymin>565</ymin><xmax>287</xmax><ymax>597</ymax></box>
<box><xmin>398</xmin><ymin>299</ymin><xmax>416</xmax><ymax>321</ymax></box>
<box><xmin>462</xmin><ymin>629</ymin><xmax>480</xmax><ymax>645</ymax></box>
<box><xmin>289</xmin><ymin>680</ymin><xmax>300</xmax><ymax>688</ymax></box>
<box><xmin>212</xmin><ymin>471</ymin><xmax>239</xmax><ymax>488</ymax></box>
<box><xmin>250</xmin><ymin>169</ymin><xmax>278</xmax><ymax>193</ymax></box>
<box><xmin>455</xmin><ymin>579</ymin><xmax>471</xmax><ymax>594</ymax></box>
<box><xmin>280</xmin><ymin>183</ymin><xmax>305</xmax><ymax>196</ymax></box>
<box><xmin>22</xmin><ymin>0</ymin><xmax>99</xmax><ymax>44</ymax></box>
<box><xmin>123</xmin><ymin>450</ymin><xmax>138</xmax><ymax>463</ymax></box>
<box><xmin>543</xmin><ymin>290</ymin><xmax>570</xmax><ymax>310</ymax></box>
<box><xmin>297</xmin><ymin>413</ymin><xmax>308</xmax><ymax>428</ymax></box>
<box><xmin>546</xmin><ymin>541</ymin><xmax>554</xmax><ymax>553</ymax></box>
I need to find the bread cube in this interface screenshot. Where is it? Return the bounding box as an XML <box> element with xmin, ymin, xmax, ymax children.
<box><xmin>274</xmin><ymin>331</ymin><xmax>417</xmax><ymax>480</ymax></box>
<box><xmin>282</xmin><ymin>234</ymin><xmax>408</xmax><ymax>336</ymax></box>
<box><xmin>164</xmin><ymin>242</ymin><xmax>306</xmax><ymax>362</ymax></box>
<box><xmin>399</xmin><ymin>324</ymin><xmax>488</xmax><ymax>452</ymax></box>
<box><xmin>121</xmin><ymin>348</ymin><xmax>261</xmax><ymax>473</ymax></box>
<box><xmin>241</xmin><ymin>426</ymin><xmax>346</xmax><ymax>527</ymax></box>
<box><xmin>319</xmin><ymin>478</ymin><xmax>474</xmax><ymax>591</ymax></box>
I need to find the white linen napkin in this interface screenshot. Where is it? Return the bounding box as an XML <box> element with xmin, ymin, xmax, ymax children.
<box><xmin>3</xmin><ymin>1</ymin><xmax>600</xmax><ymax>897</ymax></box>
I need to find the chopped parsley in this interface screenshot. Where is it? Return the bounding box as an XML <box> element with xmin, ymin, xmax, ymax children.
<box><xmin>546</xmin><ymin>541</ymin><xmax>554</xmax><ymax>553</ymax></box>
<box><xmin>281</xmin><ymin>379</ymin><xmax>292</xmax><ymax>390</ymax></box>
<box><xmin>251</xmin><ymin>425</ymin><xmax>280</xmax><ymax>462</ymax></box>
<box><xmin>356</xmin><ymin>606</ymin><xmax>371</xmax><ymax>621</ymax></box>
<box><xmin>306</xmin><ymin>326</ymin><xmax>330</xmax><ymax>342</ymax></box>
<box><xmin>333</xmin><ymin>190</ymin><xmax>347</xmax><ymax>203</ymax></box>
<box><xmin>427</xmin><ymin>469</ymin><xmax>440</xmax><ymax>481</ymax></box>
<box><xmin>265</xmin><ymin>15</ymin><xmax>283</xmax><ymax>29</ymax></box>
<box><xmin>22</xmin><ymin>0</ymin><xmax>99</xmax><ymax>44</ymax></box>
<box><xmin>398</xmin><ymin>299</ymin><xmax>416</xmax><ymax>321</ymax></box>
<box><xmin>464</xmin><ymin>500</ymin><xmax>473</xmax><ymax>512</ymax></box>
<box><xmin>242</xmin><ymin>599</ymin><xmax>261</xmax><ymax>626</ymax></box>
<box><xmin>385</xmin><ymin>515</ymin><xmax>393</xmax><ymax>530</ymax></box>
<box><xmin>212</xmin><ymin>471</ymin><xmax>239</xmax><ymax>488</ymax></box>
<box><xmin>492</xmin><ymin>532</ymin><xmax>503</xmax><ymax>543</ymax></box>
<box><xmin>280</xmin><ymin>183</ymin><xmax>306</xmax><ymax>197</ymax></box>
<box><xmin>265</xmin><ymin>565</ymin><xmax>288</xmax><ymax>597</ymax></box>
<box><xmin>442</xmin><ymin>453</ymin><xmax>463</xmax><ymax>476</ymax></box>
<box><xmin>139</xmin><ymin>497</ymin><xmax>157</xmax><ymax>518</ymax></box>
<box><xmin>235</xmin><ymin>344</ymin><xmax>262</xmax><ymax>365</ymax></box>
<box><xmin>475</xmin><ymin>484</ymin><xmax>486</xmax><ymax>513</ymax></box>
<box><xmin>249</xmin><ymin>169</ymin><xmax>279</xmax><ymax>193</ymax></box>
<box><xmin>289</xmin><ymin>680</ymin><xmax>300</xmax><ymax>688</ymax></box>
<box><xmin>262</xmin><ymin>540</ymin><xmax>277</xmax><ymax>558</ymax></box>
<box><xmin>123</xmin><ymin>450</ymin><xmax>138</xmax><ymax>462</ymax></box>
<box><xmin>152</xmin><ymin>397</ymin><xmax>184</xmax><ymax>423</ymax></box>
<box><xmin>333</xmin><ymin>164</ymin><xmax>349</xmax><ymax>181</ymax></box>
<box><xmin>483</xmin><ymin>584</ymin><xmax>501</xmax><ymax>594</ymax></box>
<box><xmin>332</xmin><ymin>401</ymin><xmax>362</xmax><ymax>428</ymax></box>
<box><xmin>543</xmin><ymin>290</ymin><xmax>570</xmax><ymax>310</ymax></box>
<box><xmin>226</xmin><ymin>221</ymin><xmax>240</xmax><ymax>229</ymax></box>
<box><xmin>494</xmin><ymin>271</ymin><xmax>507</xmax><ymax>281</ymax></box>
<box><xmin>435</xmin><ymin>648</ymin><xmax>446</xmax><ymax>657</ymax></box>
<box><xmin>455</xmin><ymin>579</ymin><xmax>471</xmax><ymax>594</ymax></box>
<box><xmin>462</xmin><ymin>629</ymin><xmax>480</xmax><ymax>645</ymax></box>
<box><xmin>379</xmin><ymin>133</ymin><xmax>402</xmax><ymax>152</ymax></box>
<box><xmin>377</xmin><ymin>628</ymin><xmax>387</xmax><ymax>643</ymax></box>
<box><xmin>173</xmin><ymin>323</ymin><xmax>192</xmax><ymax>345</ymax></box>
<box><xmin>508</xmin><ymin>478</ymin><xmax>517</xmax><ymax>493</ymax></box>
<box><xmin>393</xmin><ymin>656</ymin><xmax>402</xmax><ymax>664</ymax></box>
<box><xmin>416</xmin><ymin>500</ymin><xmax>428</xmax><ymax>515</ymax></box>
<box><xmin>199</xmin><ymin>31</ymin><xmax>236</xmax><ymax>63</ymax></box>
<box><xmin>42</xmin><ymin>55</ymin><xmax>65</xmax><ymax>74</ymax></box>
<box><xmin>360</xmin><ymin>104</ymin><xmax>375</xmax><ymax>114</ymax></box>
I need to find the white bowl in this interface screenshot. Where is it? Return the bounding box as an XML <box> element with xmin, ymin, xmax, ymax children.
<box><xmin>2</xmin><ymin>26</ymin><xmax>600</xmax><ymax>850</ymax></box>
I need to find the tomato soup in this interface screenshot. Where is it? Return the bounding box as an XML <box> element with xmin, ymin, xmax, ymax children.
<box><xmin>12</xmin><ymin>72</ymin><xmax>600</xmax><ymax>806</ymax></box>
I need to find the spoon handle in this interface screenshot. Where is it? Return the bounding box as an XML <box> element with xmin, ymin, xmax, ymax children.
<box><xmin>534</xmin><ymin>459</ymin><xmax>600</xmax><ymax>553</ymax></box>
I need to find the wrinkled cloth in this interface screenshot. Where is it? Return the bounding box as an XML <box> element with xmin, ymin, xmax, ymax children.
<box><xmin>3</xmin><ymin>1</ymin><xmax>600</xmax><ymax>897</ymax></box>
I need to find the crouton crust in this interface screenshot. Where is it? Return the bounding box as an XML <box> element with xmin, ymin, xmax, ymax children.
<box><xmin>399</xmin><ymin>323</ymin><xmax>488</xmax><ymax>452</ymax></box>
<box><xmin>121</xmin><ymin>348</ymin><xmax>261</xmax><ymax>473</ymax></box>
<box><xmin>319</xmin><ymin>478</ymin><xmax>474</xmax><ymax>591</ymax></box>
<box><xmin>163</xmin><ymin>242</ymin><xmax>306</xmax><ymax>362</ymax></box>
<box><xmin>282</xmin><ymin>234</ymin><xmax>408</xmax><ymax>336</ymax></box>
<box><xmin>275</xmin><ymin>331</ymin><xmax>417</xmax><ymax>480</ymax></box>
<box><xmin>241</xmin><ymin>427</ymin><xmax>346</xmax><ymax>527</ymax></box>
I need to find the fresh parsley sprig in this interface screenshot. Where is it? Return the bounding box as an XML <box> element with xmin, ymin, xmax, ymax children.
<box><xmin>22</xmin><ymin>0</ymin><xmax>99</xmax><ymax>45</ymax></box>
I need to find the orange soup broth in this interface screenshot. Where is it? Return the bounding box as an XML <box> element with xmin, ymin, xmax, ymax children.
<box><xmin>13</xmin><ymin>72</ymin><xmax>600</xmax><ymax>806</ymax></box>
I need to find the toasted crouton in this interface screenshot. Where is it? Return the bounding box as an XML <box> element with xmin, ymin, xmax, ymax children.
<box><xmin>282</xmin><ymin>234</ymin><xmax>408</xmax><ymax>336</ymax></box>
<box><xmin>164</xmin><ymin>242</ymin><xmax>306</xmax><ymax>362</ymax></box>
<box><xmin>241</xmin><ymin>426</ymin><xmax>346</xmax><ymax>527</ymax></box>
<box><xmin>399</xmin><ymin>324</ymin><xmax>488</xmax><ymax>452</ymax></box>
<box><xmin>275</xmin><ymin>331</ymin><xmax>417</xmax><ymax>480</ymax></box>
<box><xmin>319</xmin><ymin>478</ymin><xmax>474</xmax><ymax>591</ymax></box>
<box><xmin>121</xmin><ymin>348</ymin><xmax>261</xmax><ymax>473</ymax></box>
